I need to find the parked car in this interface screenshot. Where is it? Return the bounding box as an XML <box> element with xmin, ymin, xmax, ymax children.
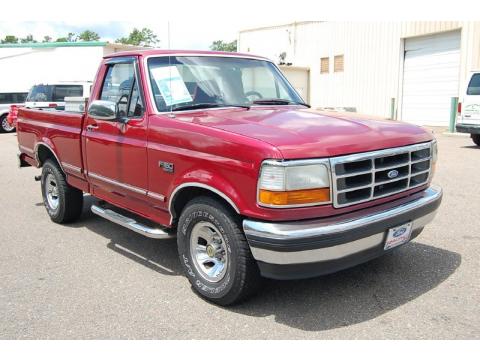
<box><xmin>24</xmin><ymin>81</ymin><xmax>91</xmax><ymax>110</ymax></box>
<box><xmin>16</xmin><ymin>50</ymin><xmax>442</xmax><ymax>305</ymax></box>
<box><xmin>0</xmin><ymin>91</ymin><xmax>28</xmax><ymax>132</ymax></box>
<box><xmin>456</xmin><ymin>71</ymin><xmax>480</xmax><ymax>145</ymax></box>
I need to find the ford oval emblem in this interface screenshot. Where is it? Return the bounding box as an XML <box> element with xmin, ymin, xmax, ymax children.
<box><xmin>387</xmin><ymin>169</ymin><xmax>399</xmax><ymax>179</ymax></box>
<box><xmin>393</xmin><ymin>227</ymin><xmax>407</xmax><ymax>237</ymax></box>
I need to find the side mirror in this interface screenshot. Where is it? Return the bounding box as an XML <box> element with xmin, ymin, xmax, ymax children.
<box><xmin>87</xmin><ymin>100</ymin><xmax>118</xmax><ymax>121</ymax></box>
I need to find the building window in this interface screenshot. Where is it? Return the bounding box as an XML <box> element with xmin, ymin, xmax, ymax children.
<box><xmin>334</xmin><ymin>55</ymin><xmax>344</xmax><ymax>72</ymax></box>
<box><xmin>320</xmin><ymin>57</ymin><xmax>329</xmax><ymax>74</ymax></box>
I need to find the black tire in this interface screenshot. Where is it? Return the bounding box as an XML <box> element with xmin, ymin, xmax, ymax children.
<box><xmin>41</xmin><ymin>159</ymin><xmax>83</xmax><ymax>223</ymax></box>
<box><xmin>177</xmin><ymin>196</ymin><xmax>262</xmax><ymax>305</ymax></box>
<box><xmin>472</xmin><ymin>134</ymin><xmax>480</xmax><ymax>146</ymax></box>
<box><xmin>0</xmin><ymin>114</ymin><xmax>15</xmax><ymax>133</ymax></box>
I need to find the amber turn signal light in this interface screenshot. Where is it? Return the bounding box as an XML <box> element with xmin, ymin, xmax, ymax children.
<box><xmin>259</xmin><ymin>188</ymin><xmax>330</xmax><ymax>206</ymax></box>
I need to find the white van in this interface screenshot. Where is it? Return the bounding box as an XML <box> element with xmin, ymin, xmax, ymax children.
<box><xmin>457</xmin><ymin>71</ymin><xmax>480</xmax><ymax>146</ymax></box>
<box><xmin>0</xmin><ymin>92</ymin><xmax>28</xmax><ymax>133</ymax></box>
<box><xmin>25</xmin><ymin>81</ymin><xmax>92</xmax><ymax>110</ymax></box>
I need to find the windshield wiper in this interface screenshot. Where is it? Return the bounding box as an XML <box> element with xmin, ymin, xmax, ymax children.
<box><xmin>252</xmin><ymin>99</ymin><xmax>311</xmax><ymax>108</ymax></box>
<box><xmin>172</xmin><ymin>103</ymin><xmax>250</xmax><ymax>112</ymax></box>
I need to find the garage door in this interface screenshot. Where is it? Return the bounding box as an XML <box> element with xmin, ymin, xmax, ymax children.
<box><xmin>280</xmin><ymin>66</ymin><xmax>309</xmax><ymax>103</ymax></box>
<box><xmin>401</xmin><ymin>30</ymin><xmax>461</xmax><ymax>126</ymax></box>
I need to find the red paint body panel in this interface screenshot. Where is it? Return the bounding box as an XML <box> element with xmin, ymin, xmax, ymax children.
<box><xmin>16</xmin><ymin>49</ymin><xmax>435</xmax><ymax>227</ymax></box>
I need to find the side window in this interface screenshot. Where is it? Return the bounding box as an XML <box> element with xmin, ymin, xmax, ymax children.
<box><xmin>0</xmin><ymin>93</ymin><xmax>12</xmax><ymax>104</ymax></box>
<box><xmin>52</xmin><ymin>85</ymin><xmax>83</xmax><ymax>102</ymax></box>
<box><xmin>467</xmin><ymin>74</ymin><xmax>480</xmax><ymax>95</ymax></box>
<box><xmin>128</xmin><ymin>79</ymin><xmax>143</xmax><ymax>117</ymax></box>
<box><xmin>100</xmin><ymin>63</ymin><xmax>143</xmax><ymax>117</ymax></box>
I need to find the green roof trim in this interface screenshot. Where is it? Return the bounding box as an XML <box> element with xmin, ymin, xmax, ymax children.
<box><xmin>0</xmin><ymin>41</ymin><xmax>108</xmax><ymax>48</ymax></box>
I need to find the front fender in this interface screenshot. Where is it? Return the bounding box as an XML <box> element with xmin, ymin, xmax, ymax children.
<box><xmin>168</xmin><ymin>169</ymin><xmax>248</xmax><ymax>217</ymax></box>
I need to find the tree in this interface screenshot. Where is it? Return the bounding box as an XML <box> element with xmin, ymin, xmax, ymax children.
<box><xmin>210</xmin><ymin>40</ymin><xmax>237</xmax><ymax>52</ymax></box>
<box><xmin>20</xmin><ymin>34</ymin><xmax>37</xmax><ymax>43</ymax></box>
<box><xmin>56</xmin><ymin>32</ymin><xmax>77</xmax><ymax>43</ymax></box>
<box><xmin>78</xmin><ymin>30</ymin><xmax>100</xmax><ymax>42</ymax></box>
<box><xmin>1</xmin><ymin>35</ymin><xmax>19</xmax><ymax>44</ymax></box>
<box><xmin>43</xmin><ymin>36</ymin><xmax>52</xmax><ymax>43</ymax></box>
<box><xmin>116</xmin><ymin>28</ymin><xmax>158</xmax><ymax>47</ymax></box>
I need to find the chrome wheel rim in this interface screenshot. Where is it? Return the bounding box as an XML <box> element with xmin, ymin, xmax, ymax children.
<box><xmin>45</xmin><ymin>174</ymin><xmax>59</xmax><ymax>210</ymax></box>
<box><xmin>1</xmin><ymin>117</ymin><xmax>14</xmax><ymax>132</ymax></box>
<box><xmin>190</xmin><ymin>221</ymin><xmax>228</xmax><ymax>283</ymax></box>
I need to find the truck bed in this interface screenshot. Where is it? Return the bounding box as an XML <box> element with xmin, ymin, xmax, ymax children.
<box><xmin>17</xmin><ymin>107</ymin><xmax>86</xmax><ymax>180</ymax></box>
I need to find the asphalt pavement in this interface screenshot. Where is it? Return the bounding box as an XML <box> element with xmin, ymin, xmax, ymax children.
<box><xmin>0</xmin><ymin>130</ymin><xmax>478</xmax><ymax>339</ymax></box>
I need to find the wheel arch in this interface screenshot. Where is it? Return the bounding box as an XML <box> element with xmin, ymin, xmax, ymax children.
<box><xmin>169</xmin><ymin>183</ymin><xmax>241</xmax><ymax>225</ymax></box>
<box><xmin>35</xmin><ymin>142</ymin><xmax>64</xmax><ymax>173</ymax></box>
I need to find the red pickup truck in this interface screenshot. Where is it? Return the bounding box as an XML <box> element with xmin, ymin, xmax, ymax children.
<box><xmin>16</xmin><ymin>49</ymin><xmax>442</xmax><ymax>305</ymax></box>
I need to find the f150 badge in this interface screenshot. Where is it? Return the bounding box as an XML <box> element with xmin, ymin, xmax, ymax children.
<box><xmin>159</xmin><ymin>161</ymin><xmax>174</xmax><ymax>173</ymax></box>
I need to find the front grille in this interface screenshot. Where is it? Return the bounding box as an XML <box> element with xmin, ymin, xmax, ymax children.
<box><xmin>330</xmin><ymin>142</ymin><xmax>432</xmax><ymax>208</ymax></box>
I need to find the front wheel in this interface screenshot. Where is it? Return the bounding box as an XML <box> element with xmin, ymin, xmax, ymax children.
<box><xmin>0</xmin><ymin>114</ymin><xmax>15</xmax><ymax>133</ymax></box>
<box><xmin>177</xmin><ymin>196</ymin><xmax>262</xmax><ymax>305</ymax></box>
<box><xmin>472</xmin><ymin>134</ymin><xmax>480</xmax><ymax>146</ymax></box>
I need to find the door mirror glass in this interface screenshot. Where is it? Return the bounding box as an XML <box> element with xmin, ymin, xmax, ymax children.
<box><xmin>87</xmin><ymin>100</ymin><xmax>118</xmax><ymax>121</ymax></box>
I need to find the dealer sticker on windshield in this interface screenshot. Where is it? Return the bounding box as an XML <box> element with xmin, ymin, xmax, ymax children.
<box><xmin>384</xmin><ymin>221</ymin><xmax>413</xmax><ymax>250</ymax></box>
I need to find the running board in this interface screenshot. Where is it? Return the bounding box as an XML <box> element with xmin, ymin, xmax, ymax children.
<box><xmin>91</xmin><ymin>204</ymin><xmax>175</xmax><ymax>239</ymax></box>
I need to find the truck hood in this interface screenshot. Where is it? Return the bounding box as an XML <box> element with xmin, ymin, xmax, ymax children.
<box><xmin>174</xmin><ymin>107</ymin><xmax>433</xmax><ymax>159</ymax></box>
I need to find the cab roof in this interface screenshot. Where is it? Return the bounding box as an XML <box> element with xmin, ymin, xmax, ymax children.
<box><xmin>104</xmin><ymin>49</ymin><xmax>269</xmax><ymax>61</ymax></box>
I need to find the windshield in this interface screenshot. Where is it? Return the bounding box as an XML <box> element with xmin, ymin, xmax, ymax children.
<box><xmin>147</xmin><ymin>56</ymin><xmax>304</xmax><ymax>112</ymax></box>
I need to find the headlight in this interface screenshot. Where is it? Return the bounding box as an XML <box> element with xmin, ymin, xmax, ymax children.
<box><xmin>258</xmin><ymin>161</ymin><xmax>331</xmax><ymax>207</ymax></box>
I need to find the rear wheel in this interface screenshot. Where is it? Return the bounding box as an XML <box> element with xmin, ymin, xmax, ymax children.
<box><xmin>41</xmin><ymin>159</ymin><xmax>83</xmax><ymax>223</ymax></box>
<box><xmin>0</xmin><ymin>114</ymin><xmax>15</xmax><ymax>133</ymax></box>
<box><xmin>177</xmin><ymin>196</ymin><xmax>262</xmax><ymax>305</ymax></box>
<box><xmin>471</xmin><ymin>134</ymin><xmax>480</xmax><ymax>146</ymax></box>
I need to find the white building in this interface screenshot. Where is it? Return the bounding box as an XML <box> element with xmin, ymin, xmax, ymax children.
<box><xmin>0</xmin><ymin>41</ymin><xmax>143</xmax><ymax>94</ymax></box>
<box><xmin>239</xmin><ymin>21</ymin><xmax>480</xmax><ymax>126</ymax></box>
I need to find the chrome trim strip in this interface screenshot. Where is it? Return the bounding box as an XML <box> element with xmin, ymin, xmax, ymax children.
<box><xmin>330</xmin><ymin>142</ymin><xmax>432</xmax><ymax>165</ymax></box>
<box><xmin>88</xmin><ymin>172</ymin><xmax>147</xmax><ymax>195</ymax></box>
<box><xmin>169</xmin><ymin>182</ymin><xmax>240</xmax><ymax>217</ymax></box>
<box><xmin>147</xmin><ymin>191</ymin><xmax>166</xmax><ymax>202</ymax></box>
<box><xmin>91</xmin><ymin>205</ymin><xmax>174</xmax><ymax>239</ymax></box>
<box><xmin>249</xmin><ymin>212</ymin><xmax>436</xmax><ymax>265</ymax></box>
<box><xmin>19</xmin><ymin>145</ymin><xmax>34</xmax><ymax>154</ymax></box>
<box><xmin>61</xmin><ymin>162</ymin><xmax>82</xmax><ymax>174</ymax></box>
<box><xmin>243</xmin><ymin>185</ymin><xmax>442</xmax><ymax>242</ymax></box>
<box><xmin>85</xmin><ymin>172</ymin><xmax>167</xmax><ymax>201</ymax></box>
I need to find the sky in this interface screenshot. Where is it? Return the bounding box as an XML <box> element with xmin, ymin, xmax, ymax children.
<box><xmin>0</xmin><ymin>20</ymin><xmax>283</xmax><ymax>50</ymax></box>
<box><xmin>0</xmin><ymin>0</ymin><xmax>475</xmax><ymax>50</ymax></box>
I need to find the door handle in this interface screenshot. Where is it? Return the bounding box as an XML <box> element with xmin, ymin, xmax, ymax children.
<box><xmin>86</xmin><ymin>124</ymin><xmax>99</xmax><ymax>131</ymax></box>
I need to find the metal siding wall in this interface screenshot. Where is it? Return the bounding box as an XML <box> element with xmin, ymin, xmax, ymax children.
<box><xmin>239</xmin><ymin>21</ymin><xmax>480</xmax><ymax>119</ymax></box>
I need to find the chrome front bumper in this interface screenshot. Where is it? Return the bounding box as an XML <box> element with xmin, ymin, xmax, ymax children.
<box><xmin>243</xmin><ymin>186</ymin><xmax>442</xmax><ymax>279</ymax></box>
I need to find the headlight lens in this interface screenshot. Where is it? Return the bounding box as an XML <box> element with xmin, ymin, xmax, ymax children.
<box><xmin>258</xmin><ymin>162</ymin><xmax>331</xmax><ymax>207</ymax></box>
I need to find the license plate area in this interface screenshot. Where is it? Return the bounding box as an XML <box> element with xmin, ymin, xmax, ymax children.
<box><xmin>384</xmin><ymin>221</ymin><xmax>413</xmax><ymax>250</ymax></box>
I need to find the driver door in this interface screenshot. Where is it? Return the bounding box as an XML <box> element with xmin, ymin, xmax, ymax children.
<box><xmin>84</xmin><ymin>57</ymin><xmax>148</xmax><ymax>207</ymax></box>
